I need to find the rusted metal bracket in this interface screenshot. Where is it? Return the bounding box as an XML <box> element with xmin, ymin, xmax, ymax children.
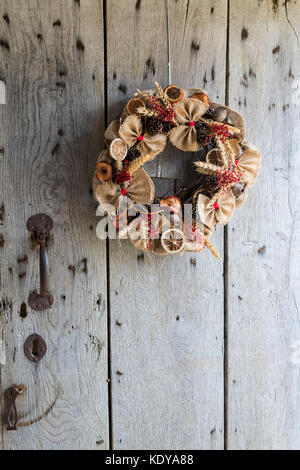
<box><xmin>27</xmin><ymin>214</ymin><xmax>54</xmax><ymax>311</ymax></box>
<box><xmin>6</xmin><ymin>385</ymin><xmax>27</xmax><ymax>431</ymax></box>
<box><xmin>24</xmin><ymin>334</ymin><xmax>47</xmax><ymax>362</ymax></box>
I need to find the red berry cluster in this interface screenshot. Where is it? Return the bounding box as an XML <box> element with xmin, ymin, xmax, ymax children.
<box><xmin>141</xmin><ymin>213</ymin><xmax>159</xmax><ymax>250</ymax></box>
<box><xmin>216</xmin><ymin>166</ymin><xmax>242</xmax><ymax>190</ymax></box>
<box><xmin>145</xmin><ymin>94</ymin><xmax>177</xmax><ymax>123</ymax></box>
<box><xmin>210</xmin><ymin>123</ymin><xmax>229</xmax><ymax>143</ymax></box>
<box><xmin>115</xmin><ymin>169</ymin><xmax>132</xmax><ymax>185</ymax></box>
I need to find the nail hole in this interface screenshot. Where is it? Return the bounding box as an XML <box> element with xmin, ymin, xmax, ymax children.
<box><xmin>20</xmin><ymin>302</ymin><xmax>27</xmax><ymax>318</ymax></box>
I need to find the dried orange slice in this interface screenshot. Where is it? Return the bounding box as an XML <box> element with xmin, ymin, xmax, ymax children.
<box><xmin>206</xmin><ymin>148</ymin><xmax>225</xmax><ymax>167</ymax></box>
<box><xmin>161</xmin><ymin>228</ymin><xmax>186</xmax><ymax>254</ymax></box>
<box><xmin>164</xmin><ymin>85</ymin><xmax>184</xmax><ymax>103</ymax></box>
<box><xmin>126</xmin><ymin>98</ymin><xmax>145</xmax><ymax>115</ymax></box>
<box><xmin>109</xmin><ymin>138</ymin><xmax>127</xmax><ymax>161</ymax></box>
<box><xmin>96</xmin><ymin>162</ymin><xmax>113</xmax><ymax>182</ymax></box>
<box><xmin>191</xmin><ymin>92</ymin><xmax>210</xmax><ymax>107</ymax></box>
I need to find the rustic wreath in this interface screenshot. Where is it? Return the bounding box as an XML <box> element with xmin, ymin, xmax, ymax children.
<box><xmin>93</xmin><ymin>83</ymin><xmax>261</xmax><ymax>258</ymax></box>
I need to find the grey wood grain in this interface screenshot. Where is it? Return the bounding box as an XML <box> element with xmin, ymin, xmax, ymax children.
<box><xmin>227</xmin><ymin>0</ymin><xmax>300</xmax><ymax>449</ymax></box>
<box><xmin>107</xmin><ymin>0</ymin><xmax>227</xmax><ymax>450</ymax></box>
<box><xmin>0</xmin><ymin>72</ymin><xmax>6</xmax><ymax>450</ymax></box>
<box><xmin>0</xmin><ymin>80</ymin><xmax>5</xmax><ymax>104</ymax></box>
<box><xmin>0</xmin><ymin>0</ymin><xmax>108</xmax><ymax>450</ymax></box>
<box><xmin>1</xmin><ymin>0</ymin><xmax>297</xmax><ymax>451</ymax></box>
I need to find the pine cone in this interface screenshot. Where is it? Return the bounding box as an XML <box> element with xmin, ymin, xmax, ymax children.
<box><xmin>162</xmin><ymin>121</ymin><xmax>175</xmax><ymax>134</ymax></box>
<box><xmin>147</xmin><ymin>118</ymin><xmax>163</xmax><ymax>135</ymax></box>
<box><xmin>196</xmin><ymin>122</ymin><xmax>212</xmax><ymax>145</ymax></box>
<box><xmin>194</xmin><ymin>121</ymin><xmax>206</xmax><ymax>131</ymax></box>
<box><xmin>197</xmin><ymin>174</ymin><xmax>218</xmax><ymax>197</ymax></box>
<box><xmin>202</xmin><ymin>106</ymin><xmax>215</xmax><ymax>120</ymax></box>
<box><xmin>126</xmin><ymin>147</ymin><xmax>141</xmax><ymax>162</ymax></box>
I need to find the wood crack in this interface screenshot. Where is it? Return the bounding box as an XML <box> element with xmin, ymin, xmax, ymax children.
<box><xmin>183</xmin><ymin>0</ymin><xmax>190</xmax><ymax>39</ymax></box>
<box><xmin>224</xmin><ymin>0</ymin><xmax>230</xmax><ymax>451</ymax></box>
<box><xmin>284</xmin><ymin>0</ymin><xmax>299</xmax><ymax>47</ymax></box>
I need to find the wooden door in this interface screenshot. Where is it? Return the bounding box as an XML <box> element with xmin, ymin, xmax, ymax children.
<box><xmin>0</xmin><ymin>0</ymin><xmax>299</xmax><ymax>450</ymax></box>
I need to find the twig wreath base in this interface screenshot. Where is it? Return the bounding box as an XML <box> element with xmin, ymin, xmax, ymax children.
<box><xmin>93</xmin><ymin>83</ymin><xmax>261</xmax><ymax>258</ymax></box>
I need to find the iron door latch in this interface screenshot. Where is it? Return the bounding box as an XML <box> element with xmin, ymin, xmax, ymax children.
<box><xmin>27</xmin><ymin>213</ymin><xmax>54</xmax><ymax>311</ymax></box>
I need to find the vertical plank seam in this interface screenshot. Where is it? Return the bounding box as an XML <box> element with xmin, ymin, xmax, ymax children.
<box><xmin>102</xmin><ymin>0</ymin><xmax>114</xmax><ymax>450</ymax></box>
<box><xmin>0</xmin><ymin>365</ymin><xmax>3</xmax><ymax>447</ymax></box>
<box><xmin>224</xmin><ymin>0</ymin><xmax>230</xmax><ymax>451</ymax></box>
<box><xmin>0</xmin><ymin>75</ymin><xmax>5</xmax><ymax>448</ymax></box>
<box><xmin>166</xmin><ymin>0</ymin><xmax>178</xmax><ymax>196</ymax></box>
<box><xmin>165</xmin><ymin>0</ymin><xmax>171</xmax><ymax>83</ymax></box>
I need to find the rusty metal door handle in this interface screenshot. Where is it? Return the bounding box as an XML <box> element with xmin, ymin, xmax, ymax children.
<box><xmin>27</xmin><ymin>214</ymin><xmax>54</xmax><ymax>311</ymax></box>
<box><xmin>6</xmin><ymin>385</ymin><xmax>27</xmax><ymax>431</ymax></box>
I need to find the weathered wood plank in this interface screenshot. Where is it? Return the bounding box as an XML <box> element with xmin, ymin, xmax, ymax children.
<box><xmin>0</xmin><ymin>66</ymin><xmax>6</xmax><ymax>449</ymax></box>
<box><xmin>227</xmin><ymin>0</ymin><xmax>300</xmax><ymax>449</ymax></box>
<box><xmin>107</xmin><ymin>0</ymin><xmax>227</xmax><ymax>450</ymax></box>
<box><xmin>0</xmin><ymin>0</ymin><xmax>108</xmax><ymax>449</ymax></box>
